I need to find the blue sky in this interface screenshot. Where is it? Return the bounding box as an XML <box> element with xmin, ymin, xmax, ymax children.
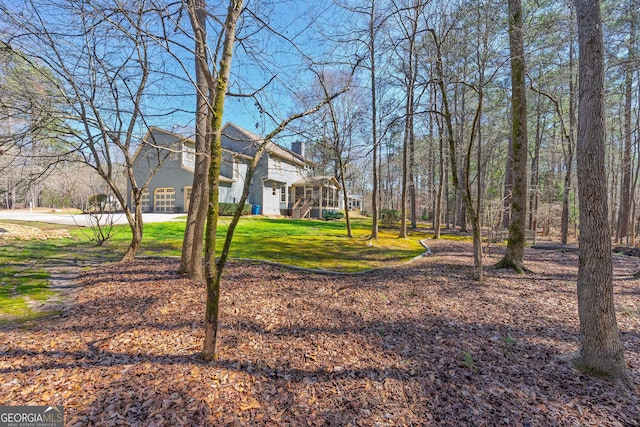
<box><xmin>155</xmin><ymin>0</ymin><xmax>349</xmax><ymax>146</ymax></box>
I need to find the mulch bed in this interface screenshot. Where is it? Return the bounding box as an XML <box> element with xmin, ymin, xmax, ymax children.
<box><xmin>0</xmin><ymin>222</ymin><xmax>71</xmax><ymax>240</ymax></box>
<box><xmin>1</xmin><ymin>240</ymin><xmax>639</xmax><ymax>426</ymax></box>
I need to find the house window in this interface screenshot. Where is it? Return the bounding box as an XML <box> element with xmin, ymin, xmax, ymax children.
<box><xmin>182</xmin><ymin>143</ymin><xmax>196</xmax><ymax>169</ymax></box>
<box><xmin>272</xmin><ymin>183</ymin><xmax>277</xmax><ymax>196</ymax></box>
<box><xmin>169</xmin><ymin>143</ymin><xmax>179</xmax><ymax>161</ymax></box>
<box><xmin>154</xmin><ymin>187</ymin><xmax>176</xmax><ymax>212</ymax></box>
<box><xmin>233</xmin><ymin>160</ymin><xmax>240</xmax><ymax>179</ymax></box>
<box><xmin>281</xmin><ymin>185</ymin><xmax>287</xmax><ymax>203</ymax></box>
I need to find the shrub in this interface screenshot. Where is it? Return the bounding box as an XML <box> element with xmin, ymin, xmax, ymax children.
<box><xmin>380</xmin><ymin>209</ymin><xmax>400</xmax><ymax>227</ymax></box>
<box><xmin>219</xmin><ymin>202</ymin><xmax>251</xmax><ymax>216</ymax></box>
<box><xmin>322</xmin><ymin>210</ymin><xmax>344</xmax><ymax>221</ymax></box>
<box><xmin>88</xmin><ymin>193</ymin><xmax>108</xmax><ymax>210</ymax></box>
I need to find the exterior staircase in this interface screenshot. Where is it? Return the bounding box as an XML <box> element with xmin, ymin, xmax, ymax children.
<box><xmin>292</xmin><ymin>198</ymin><xmax>313</xmax><ymax>219</ymax></box>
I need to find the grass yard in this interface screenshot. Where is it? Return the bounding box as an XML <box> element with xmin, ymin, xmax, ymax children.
<box><xmin>0</xmin><ymin>216</ymin><xmax>441</xmax><ymax>322</ymax></box>
<box><xmin>103</xmin><ymin>217</ymin><xmax>434</xmax><ymax>272</ymax></box>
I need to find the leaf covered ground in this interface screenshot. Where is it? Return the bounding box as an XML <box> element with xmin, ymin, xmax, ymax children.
<box><xmin>1</xmin><ymin>240</ymin><xmax>639</xmax><ymax>426</ymax></box>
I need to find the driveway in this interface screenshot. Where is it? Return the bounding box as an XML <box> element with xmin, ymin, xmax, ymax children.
<box><xmin>0</xmin><ymin>209</ymin><xmax>185</xmax><ymax>227</ymax></box>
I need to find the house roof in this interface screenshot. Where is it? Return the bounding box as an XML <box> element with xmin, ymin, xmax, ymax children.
<box><xmin>221</xmin><ymin>122</ymin><xmax>309</xmax><ymax>167</ymax></box>
<box><xmin>137</xmin><ymin>123</ymin><xmax>311</xmax><ymax>168</ymax></box>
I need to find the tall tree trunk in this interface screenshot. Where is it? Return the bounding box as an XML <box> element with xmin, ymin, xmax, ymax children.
<box><xmin>609</xmin><ymin>128</ymin><xmax>619</xmax><ymax>231</ymax></box>
<box><xmin>466</xmin><ymin>90</ymin><xmax>485</xmax><ymax>283</ymax></box>
<box><xmin>631</xmin><ymin>66</ymin><xmax>640</xmax><ymax>245</ymax></box>
<box><xmin>434</xmin><ymin>114</ymin><xmax>444</xmax><ymax>239</ymax></box>
<box><xmin>616</xmin><ymin>8</ymin><xmax>635</xmax><ymax>243</ymax></box>
<box><xmin>181</xmin><ymin>0</ymin><xmax>211</xmax><ymax>281</ymax></box>
<box><xmin>409</xmin><ymin>114</ymin><xmax>417</xmax><ymax>229</ymax></box>
<box><xmin>369</xmin><ymin>0</ymin><xmax>379</xmax><ymax>240</ymax></box>
<box><xmin>201</xmin><ymin>0</ymin><xmax>243</xmax><ymax>362</ymax></box>
<box><xmin>400</xmin><ymin>65</ymin><xmax>414</xmax><ymax>239</ymax></box>
<box><xmin>496</xmin><ymin>0</ymin><xmax>528</xmax><ymax>272</ymax></box>
<box><xmin>573</xmin><ymin>0</ymin><xmax>629</xmax><ymax>384</ymax></box>
<box><xmin>529</xmin><ymin>94</ymin><xmax>541</xmax><ymax>232</ymax></box>
<box><xmin>444</xmin><ymin>134</ymin><xmax>450</xmax><ymax>229</ymax></box>
<box><xmin>502</xmin><ymin>133</ymin><xmax>513</xmax><ymax>229</ymax></box>
<box><xmin>429</xmin><ymin>28</ymin><xmax>483</xmax><ymax>280</ymax></box>
<box><xmin>399</xmin><ymin>0</ymin><xmax>421</xmax><ymax>238</ymax></box>
<box><xmin>561</xmin><ymin>5</ymin><xmax>577</xmax><ymax>246</ymax></box>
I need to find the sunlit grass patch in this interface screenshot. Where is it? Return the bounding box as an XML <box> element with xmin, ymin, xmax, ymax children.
<box><xmin>0</xmin><ymin>265</ymin><xmax>54</xmax><ymax>321</ymax></box>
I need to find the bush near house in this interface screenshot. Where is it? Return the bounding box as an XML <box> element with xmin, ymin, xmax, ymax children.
<box><xmin>322</xmin><ymin>210</ymin><xmax>344</xmax><ymax>221</ymax></box>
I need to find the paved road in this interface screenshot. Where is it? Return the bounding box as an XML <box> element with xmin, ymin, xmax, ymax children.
<box><xmin>0</xmin><ymin>209</ymin><xmax>185</xmax><ymax>227</ymax></box>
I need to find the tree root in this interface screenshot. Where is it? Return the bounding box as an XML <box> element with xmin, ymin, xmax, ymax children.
<box><xmin>493</xmin><ymin>256</ymin><xmax>532</xmax><ymax>274</ymax></box>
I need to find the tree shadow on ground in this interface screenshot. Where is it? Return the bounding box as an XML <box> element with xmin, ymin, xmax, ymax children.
<box><xmin>1</xmin><ymin>250</ymin><xmax>639</xmax><ymax>425</ymax></box>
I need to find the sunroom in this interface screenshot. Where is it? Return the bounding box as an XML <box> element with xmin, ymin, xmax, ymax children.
<box><xmin>290</xmin><ymin>176</ymin><xmax>341</xmax><ymax>219</ymax></box>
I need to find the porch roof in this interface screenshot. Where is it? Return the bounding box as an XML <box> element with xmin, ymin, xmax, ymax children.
<box><xmin>292</xmin><ymin>176</ymin><xmax>340</xmax><ymax>189</ymax></box>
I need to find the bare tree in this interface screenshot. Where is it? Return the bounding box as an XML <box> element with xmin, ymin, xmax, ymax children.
<box><xmin>391</xmin><ymin>0</ymin><xmax>426</xmax><ymax>237</ymax></box>
<box><xmin>317</xmin><ymin>71</ymin><xmax>366</xmax><ymax>238</ymax></box>
<box><xmin>615</xmin><ymin>0</ymin><xmax>636</xmax><ymax>244</ymax></box>
<box><xmin>429</xmin><ymin>23</ymin><xmax>486</xmax><ymax>282</ymax></box>
<box><xmin>0</xmin><ymin>42</ymin><xmax>71</xmax><ymax>208</ymax></box>
<box><xmin>1</xmin><ymin>0</ymin><xmax>178</xmax><ymax>261</ymax></box>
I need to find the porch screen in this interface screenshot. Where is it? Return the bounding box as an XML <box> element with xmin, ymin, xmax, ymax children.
<box><xmin>323</xmin><ymin>187</ymin><xmax>338</xmax><ymax>208</ymax></box>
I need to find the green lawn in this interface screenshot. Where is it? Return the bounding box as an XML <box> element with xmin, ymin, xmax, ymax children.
<box><xmin>0</xmin><ymin>216</ymin><xmax>445</xmax><ymax>322</ymax></box>
<box><xmin>122</xmin><ymin>217</ymin><xmax>432</xmax><ymax>272</ymax></box>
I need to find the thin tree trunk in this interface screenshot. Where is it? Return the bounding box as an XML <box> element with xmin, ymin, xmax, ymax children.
<box><xmin>201</xmin><ymin>0</ymin><xmax>243</xmax><ymax>362</ymax></box>
<box><xmin>434</xmin><ymin>114</ymin><xmax>444</xmax><ymax>239</ymax></box>
<box><xmin>340</xmin><ymin>167</ymin><xmax>353</xmax><ymax>238</ymax></box>
<box><xmin>369</xmin><ymin>1</ymin><xmax>379</xmax><ymax>239</ymax></box>
<box><xmin>429</xmin><ymin>28</ymin><xmax>482</xmax><ymax>280</ymax></box>
<box><xmin>573</xmin><ymin>0</ymin><xmax>629</xmax><ymax>384</ymax></box>
<box><xmin>561</xmin><ymin>5</ymin><xmax>577</xmax><ymax>246</ymax></box>
<box><xmin>616</xmin><ymin>9</ymin><xmax>635</xmax><ymax>243</ymax></box>
<box><xmin>631</xmin><ymin>67</ymin><xmax>640</xmax><ymax>245</ymax></box>
<box><xmin>502</xmin><ymin>133</ymin><xmax>513</xmax><ymax>229</ymax></box>
<box><xmin>409</xmin><ymin>115</ymin><xmax>417</xmax><ymax>229</ymax></box>
<box><xmin>529</xmin><ymin>87</ymin><xmax>541</xmax><ymax>231</ymax></box>
<box><xmin>444</xmin><ymin>139</ymin><xmax>450</xmax><ymax>229</ymax></box>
